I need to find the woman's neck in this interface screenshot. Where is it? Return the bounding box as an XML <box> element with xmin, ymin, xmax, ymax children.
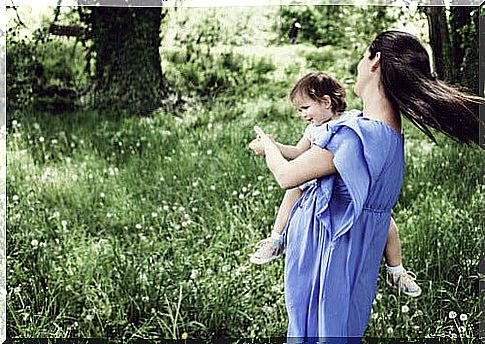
<box><xmin>361</xmin><ymin>86</ymin><xmax>401</xmax><ymax>132</ymax></box>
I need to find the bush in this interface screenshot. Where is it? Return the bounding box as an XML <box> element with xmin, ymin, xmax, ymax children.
<box><xmin>7</xmin><ymin>27</ymin><xmax>89</xmax><ymax>115</ymax></box>
<box><xmin>162</xmin><ymin>44</ymin><xmax>276</xmax><ymax>101</ymax></box>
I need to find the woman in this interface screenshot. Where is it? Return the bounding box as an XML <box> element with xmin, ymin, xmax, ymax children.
<box><xmin>252</xmin><ymin>31</ymin><xmax>482</xmax><ymax>338</ymax></box>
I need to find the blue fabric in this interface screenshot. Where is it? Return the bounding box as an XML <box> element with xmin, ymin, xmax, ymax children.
<box><xmin>283</xmin><ymin>112</ymin><xmax>404</xmax><ymax>340</ymax></box>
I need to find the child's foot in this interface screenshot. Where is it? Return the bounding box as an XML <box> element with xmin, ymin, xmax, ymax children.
<box><xmin>249</xmin><ymin>231</ymin><xmax>284</xmax><ymax>265</ymax></box>
<box><xmin>386</xmin><ymin>269</ymin><xmax>422</xmax><ymax>297</ymax></box>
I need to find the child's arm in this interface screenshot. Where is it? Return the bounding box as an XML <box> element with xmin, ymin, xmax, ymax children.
<box><xmin>275</xmin><ymin>136</ymin><xmax>311</xmax><ymax>160</ymax></box>
<box><xmin>249</xmin><ymin>136</ymin><xmax>311</xmax><ymax>160</ymax></box>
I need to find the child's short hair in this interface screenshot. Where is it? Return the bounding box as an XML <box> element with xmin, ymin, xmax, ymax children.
<box><xmin>290</xmin><ymin>72</ymin><xmax>347</xmax><ymax>113</ymax></box>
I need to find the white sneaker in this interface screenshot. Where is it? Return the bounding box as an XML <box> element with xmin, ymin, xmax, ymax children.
<box><xmin>386</xmin><ymin>269</ymin><xmax>422</xmax><ymax>297</ymax></box>
<box><xmin>249</xmin><ymin>232</ymin><xmax>284</xmax><ymax>265</ymax></box>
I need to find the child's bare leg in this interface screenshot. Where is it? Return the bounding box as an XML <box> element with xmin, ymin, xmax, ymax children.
<box><xmin>384</xmin><ymin>218</ymin><xmax>402</xmax><ymax>267</ymax></box>
<box><xmin>385</xmin><ymin>217</ymin><xmax>422</xmax><ymax>297</ymax></box>
<box><xmin>273</xmin><ymin>187</ymin><xmax>303</xmax><ymax>235</ymax></box>
<box><xmin>249</xmin><ymin>187</ymin><xmax>302</xmax><ymax>264</ymax></box>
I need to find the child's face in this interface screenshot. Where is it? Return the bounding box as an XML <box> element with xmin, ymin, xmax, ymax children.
<box><xmin>293</xmin><ymin>93</ymin><xmax>336</xmax><ymax>126</ymax></box>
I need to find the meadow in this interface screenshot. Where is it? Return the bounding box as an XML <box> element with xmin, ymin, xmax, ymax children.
<box><xmin>6</xmin><ymin>6</ymin><xmax>483</xmax><ymax>341</ymax></box>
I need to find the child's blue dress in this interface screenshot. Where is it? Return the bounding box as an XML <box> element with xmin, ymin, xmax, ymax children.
<box><xmin>283</xmin><ymin>111</ymin><xmax>404</xmax><ymax>339</ymax></box>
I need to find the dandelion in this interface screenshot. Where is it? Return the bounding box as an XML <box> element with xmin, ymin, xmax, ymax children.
<box><xmin>31</xmin><ymin>239</ymin><xmax>39</xmax><ymax>247</ymax></box>
<box><xmin>375</xmin><ymin>293</ymin><xmax>382</xmax><ymax>301</ymax></box>
<box><xmin>222</xmin><ymin>265</ymin><xmax>230</xmax><ymax>272</ymax></box>
<box><xmin>239</xmin><ymin>194</ymin><xmax>244</xmax><ymax>200</ymax></box>
<box><xmin>14</xmin><ymin>286</ymin><xmax>21</xmax><ymax>294</ymax></box>
<box><xmin>268</xmin><ymin>185</ymin><xmax>274</xmax><ymax>191</ymax></box>
<box><xmin>160</xmin><ymin>176</ymin><xmax>165</xmax><ymax>182</ymax></box>
<box><xmin>107</xmin><ymin>213</ymin><xmax>113</xmax><ymax>218</ymax></box>
<box><xmin>151</xmin><ymin>212</ymin><xmax>158</xmax><ymax>218</ymax></box>
<box><xmin>61</xmin><ymin>220</ymin><xmax>67</xmax><ymax>227</ymax></box>
<box><xmin>372</xmin><ymin>312</ymin><xmax>378</xmax><ymax>320</ymax></box>
<box><xmin>232</xmin><ymin>190</ymin><xmax>238</xmax><ymax>196</ymax></box>
<box><xmin>163</xmin><ymin>205</ymin><xmax>169</xmax><ymax>211</ymax></box>
<box><xmin>210</xmin><ymin>185</ymin><xmax>216</xmax><ymax>191</ymax></box>
<box><xmin>181</xmin><ymin>221</ymin><xmax>190</xmax><ymax>228</ymax></box>
<box><xmin>12</xmin><ymin>120</ymin><xmax>18</xmax><ymax>126</ymax></box>
<box><xmin>386</xmin><ymin>327</ymin><xmax>393</xmax><ymax>334</ymax></box>
<box><xmin>51</xmin><ymin>139</ymin><xmax>58</xmax><ymax>145</ymax></box>
<box><xmin>449</xmin><ymin>311</ymin><xmax>457</xmax><ymax>319</ymax></box>
<box><xmin>190</xmin><ymin>269</ymin><xmax>199</xmax><ymax>279</ymax></box>
<box><xmin>173</xmin><ymin>175</ymin><xmax>177</xmax><ymax>180</ymax></box>
<box><xmin>86</xmin><ymin>314</ymin><xmax>94</xmax><ymax>321</ymax></box>
<box><xmin>181</xmin><ymin>332</ymin><xmax>188</xmax><ymax>340</ymax></box>
<box><xmin>192</xmin><ymin>181</ymin><xmax>199</xmax><ymax>188</ymax></box>
<box><xmin>252</xmin><ymin>190</ymin><xmax>260</xmax><ymax>197</ymax></box>
<box><xmin>141</xmin><ymin>296</ymin><xmax>149</xmax><ymax>302</ymax></box>
<box><xmin>135</xmin><ymin>224</ymin><xmax>143</xmax><ymax>230</ymax></box>
<box><xmin>458</xmin><ymin>326</ymin><xmax>465</xmax><ymax>333</ymax></box>
<box><xmin>242</xmin><ymin>186</ymin><xmax>248</xmax><ymax>193</ymax></box>
<box><xmin>459</xmin><ymin>313</ymin><xmax>468</xmax><ymax>322</ymax></box>
<box><xmin>257</xmin><ymin>175</ymin><xmax>264</xmax><ymax>181</ymax></box>
<box><xmin>70</xmin><ymin>142</ymin><xmax>76</xmax><ymax>148</ymax></box>
<box><xmin>207</xmin><ymin>149</ymin><xmax>213</xmax><ymax>155</ymax></box>
<box><xmin>178</xmin><ymin>206</ymin><xmax>185</xmax><ymax>212</ymax></box>
<box><xmin>401</xmin><ymin>305</ymin><xmax>409</xmax><ymax>313</ymax></box>
<box><xmin>39</xmin><ymin>137</ymin><xmax>45</xmax><ymax>143</ymax></box>
<box><xmin>12</xmin><ymin>195</ymin><xmax>19</xmax><ymax>202</ymax></box>
<box><xmin>100</xmin><ymin>192</ymin><xmax>105</xmax><ymax>198</ymax></box>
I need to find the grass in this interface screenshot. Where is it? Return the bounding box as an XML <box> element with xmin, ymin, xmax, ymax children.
<box><xmin>6</xmin><ymin>6</ymin><xmax>483</xmax><ymax>342</ymax></box>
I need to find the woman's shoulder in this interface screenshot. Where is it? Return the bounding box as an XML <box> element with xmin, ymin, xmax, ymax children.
<box><xmin>331</xmin><ymin>110</ymin><xmax>402</xmax><ymax>140</ymax></box>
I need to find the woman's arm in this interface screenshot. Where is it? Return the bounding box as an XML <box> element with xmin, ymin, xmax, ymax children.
<box><xmin>254</xmin><ymin>126</ymin><xmax>336</xmax><ymax>189</ymax></box>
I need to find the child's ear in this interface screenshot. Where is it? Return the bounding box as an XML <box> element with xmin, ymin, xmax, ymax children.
<box><xmin>323</xmin><ymin>95</ymin><xmax>332</xmax><ymax>109</ymax></box>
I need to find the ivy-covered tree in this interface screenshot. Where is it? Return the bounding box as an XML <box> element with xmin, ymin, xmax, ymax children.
<box><xmin>423</xmin><ymin>5</ymin><xmax>480</xmax><ymax>95</ymax></box>
<box><xmin>86</xmin><ymin>7</ymin><xmax>168</xmax><ymax>115</ymax></box>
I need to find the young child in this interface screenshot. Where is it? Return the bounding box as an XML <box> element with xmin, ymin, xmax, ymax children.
<box><xmin>248</xmin><ymin>72</ymin><xmax>421</xmax><ymax>297</ymax></box>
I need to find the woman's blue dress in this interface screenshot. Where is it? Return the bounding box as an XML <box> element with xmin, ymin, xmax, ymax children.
<box><xmin>283</xmin><ymin>112</ymin><xmax>404</xmax><ymax>339</ymax></box>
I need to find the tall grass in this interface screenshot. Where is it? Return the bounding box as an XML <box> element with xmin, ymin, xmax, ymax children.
<box><xmin>7</xmin><ymin>84</ymin><xmax>482</xmax><ymax>339</ymax></box>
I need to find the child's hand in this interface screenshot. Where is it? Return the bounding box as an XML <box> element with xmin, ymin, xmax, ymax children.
<box><xmin>249</xmin><ymin>138</ymin><xmax>265</xmax><ymax>156</ymax></box>
<box><xmin>254</xmin><ymin>125</ymin><xmax>274</xmax><ymax>146</ymax></box>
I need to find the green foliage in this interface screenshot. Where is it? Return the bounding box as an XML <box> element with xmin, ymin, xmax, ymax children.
<box><xmin>7</xmin><ymin>26</ymin><xmax>89</xmax><ymax>115</ymax></box>
<box><xmin>162</xmin><ymin>44</ymin><xmax>276</xmax><ymax>101</ymax></box>
<box><xmin>278</xmin><ymin>5</ymin><xmax>398</xmax><ymax>50</ymax></box>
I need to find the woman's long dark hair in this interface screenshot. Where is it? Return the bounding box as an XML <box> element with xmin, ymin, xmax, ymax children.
<box><xmin>369</xmin><ymin>30</ymin><xmax>483</xmax><ymax>145</ymax></box>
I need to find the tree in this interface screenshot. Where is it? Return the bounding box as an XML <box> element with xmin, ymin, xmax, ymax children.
<box><xmin>423</xmin><ymin>5</ymin><xmax>480</xmax><ymax>95</ymax></box>
<box><xmin>86</xmin><ymin>7</ymin><xmax>169</xmax><ymax>115</ymax></box>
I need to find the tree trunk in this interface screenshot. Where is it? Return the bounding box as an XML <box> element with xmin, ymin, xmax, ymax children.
<box><xmin>424</xmin><ymin>6</ymin><xmax>453</xmax><ymax>82</ymax></box>
<box><xmin>89</xmin><ymin>7</ymin><xmax>167</xmax><ymax>116</ymax></box>
<box><xmin>449</xmin><ymin>6</ymin><xmax>472</xmax><ymax>84</ymax></box>
<box><xmin>459</xmin><ymin>7</ymin><xmax>480</xmax><ymax>95</ymax></box>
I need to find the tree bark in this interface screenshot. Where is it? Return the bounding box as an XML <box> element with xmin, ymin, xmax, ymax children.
<box><xmin>449</xmin><ymin>6</ymin><xmax>472</xmax><ymax>83</ymax></box>
<box><xmin>424</xmin><ymin>6</ymin><xmax>453</xmax><ymax>82</ymax></box>
<box><xmin>89</xmin><ymin>7</ymin><xmax>167</xmax><ymax>116</ymax></box>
